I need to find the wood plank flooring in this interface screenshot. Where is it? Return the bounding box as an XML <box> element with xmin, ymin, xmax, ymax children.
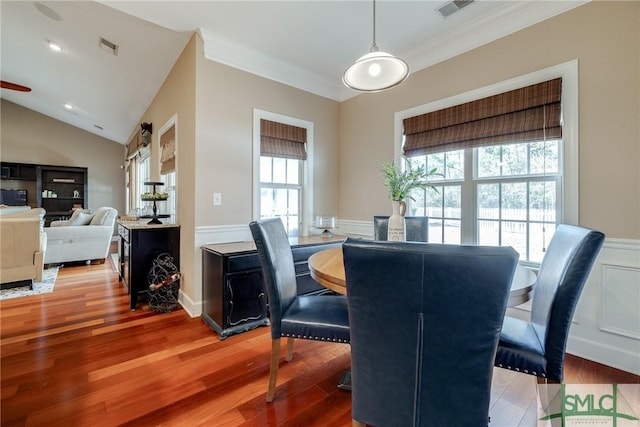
<box><xmin>1</xmin><ymin>258</ymin><xmax>638</xmax><ymax>426</ymax></box>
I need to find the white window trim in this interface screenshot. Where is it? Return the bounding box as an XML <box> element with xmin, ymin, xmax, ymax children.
<box><xmin>394</xmin><ymin>60</ymin><xmax>579</xmax><ymax>226</ymax></box>
<box><xmin>158</xmin><ymin>113</ymin><xmax>178</xmax><ymax>222</ymax></box>
<box><xmin>252</xmin><ymin>109</ymin><xmax>314</xmax><ymax>236</ymax></box>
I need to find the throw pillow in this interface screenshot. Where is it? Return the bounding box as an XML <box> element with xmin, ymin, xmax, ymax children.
<box><xmin>67</xmin><ymin>209</ymin><xmax>94</xmax><ymax>226</ymax></box>
<box><xmin>90</xmin><ymin>208</ymin><xmax>114</xmax><ymax>226</ymax></box>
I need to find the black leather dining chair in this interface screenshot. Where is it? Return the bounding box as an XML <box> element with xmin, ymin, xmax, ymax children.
<box><xmin>343</xmin><ymin>238</ymin><xmax>519</xmax><ymax>427</ymax></box>
<box><xmin>373</xmin><ymin>215</ymin><xmax>429</xmax><ymax>242</ymax></box>
<box><xmin>249</xmin><ymin>218</ymin><xmax>350</xmax><ymax>402</ymax></box>
<box><xmin>495</xmin><ymin>224</ymin><xmax>605</xmax><ymax>383</ymax></box>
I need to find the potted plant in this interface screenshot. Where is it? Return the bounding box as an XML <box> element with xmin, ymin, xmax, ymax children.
<box><xmin>380</xmin><ymin>159</ymin><xmax>438</xmax><ymax>241</ymax></box>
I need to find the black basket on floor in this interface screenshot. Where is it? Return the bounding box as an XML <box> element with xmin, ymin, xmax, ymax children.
<box><xmin>147</xmin><ymin>253</ymin><xmax>181</xmax><ymax>313</ymax></box>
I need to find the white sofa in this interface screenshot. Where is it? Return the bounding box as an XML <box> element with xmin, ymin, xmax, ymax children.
<box><xmin>0</xmin><ymin>206</ymin><xmax>47</xmax><ymax>285</ymax></box>
<box><xmin>44</xmin><ymin>207</ymin><xmax>117</xmax><ymax>264</ymax></box>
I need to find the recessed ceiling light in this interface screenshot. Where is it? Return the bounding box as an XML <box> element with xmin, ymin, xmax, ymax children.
<box><xmin>64</xmin><ymin>103</ymin><xmax>73</xmax><ymax>110</ymax></box>
<box><xmin>48</xmin><ymin>41</ymin><xmax>62</xmax><ymax>52</ymax></box>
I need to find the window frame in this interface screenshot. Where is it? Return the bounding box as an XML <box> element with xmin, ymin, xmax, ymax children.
<box><xmin>394</xmin><ymin>61</ymin><xmax>578</xmax><ymax>264</ymax></box>
<box><xmin>135</xmin><ymin>148</ymin><xmax>151</xmax><ymax>210</ymax></box>
<box><xmin>158</xmin><ymin>114</ymin><xmax>178</xmax><ymax>223</ymax></box>
<box><xmin>252</xmin><ymin>109</ymin><xmax>314</xmax><ymax>236</ymax></box>
<box><xmin>259</xmin><ymin>156</ymin><xmax>303</xmax><ymax>236</ymax></box>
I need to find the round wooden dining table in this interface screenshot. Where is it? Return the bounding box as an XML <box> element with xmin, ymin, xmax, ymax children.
<box><xmin>308</xmin><ymin>246</ymin><xmax>536</xmax><ymax>308</ymax></box>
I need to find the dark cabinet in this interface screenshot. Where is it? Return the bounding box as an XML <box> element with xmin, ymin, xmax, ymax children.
<box><xmin>201</xmin><ymin>236</ymin><xmax>344</xmax><ymax>339</ymax></box>
<box><xmin>118</xmin><ymin>222</ymin><xmax>180</xmax><ymax>311</ymax></box>
<box><xmin>1</xmin><ymin>162</ymin><xmax>89</xmax><ymax>226</ymax></box>
<box><xmin>37</xmin><ymin>166</ymin><xmax>88</xmax><ymax>225</ymax></box>
<box><xmin>1</xmin><ymin>162</ymin><xmax>37</xmax><ymax>181</ymax></box>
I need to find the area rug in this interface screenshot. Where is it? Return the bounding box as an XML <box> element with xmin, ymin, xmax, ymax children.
<box><xmin>0</xmin><ymin>267</ymin><xmax>59</xmax><ymax>300</ymax></box>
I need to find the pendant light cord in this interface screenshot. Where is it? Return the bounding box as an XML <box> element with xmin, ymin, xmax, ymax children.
<box><xmin>542</xmin><ymin>105</ymin><xmax>547</xmax><ymax>252</ymax></box>
<box><xmin>371</xmin><ymin>0</ymin><xmax>378</xmax><ymax>52</ymax></box>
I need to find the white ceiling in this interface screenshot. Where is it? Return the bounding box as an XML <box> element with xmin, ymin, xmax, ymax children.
<box><xmin>0</xmin><ymin>1</ymin><xmax>586</xmax><ymax>145</ymax></box>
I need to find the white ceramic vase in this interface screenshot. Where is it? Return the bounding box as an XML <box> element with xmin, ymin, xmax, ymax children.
<box><xmin>387</xmin><ymin>200</ymin><xmax>406</xmax><ymax>241</ymax></box>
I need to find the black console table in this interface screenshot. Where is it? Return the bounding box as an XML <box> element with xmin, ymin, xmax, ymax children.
<box><xmin>201</xmin><ymin>235</ymin><xmax>344</xmax><ymax>339</ymax></box>
<box><xmin>118</xmin><ymin>221</ymin><xmax>180</xmax><ymax>310</ymax></box>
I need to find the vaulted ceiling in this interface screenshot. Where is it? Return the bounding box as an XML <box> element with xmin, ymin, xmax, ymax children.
<box><xmin>0</xmin><ymin>1</ymin><xmax>586</xmax><ymax>144</ymax></box>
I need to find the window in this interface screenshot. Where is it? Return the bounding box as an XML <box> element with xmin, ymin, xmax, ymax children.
<box><xmin>395</xmin><ymin>61</ymin><xmax>578</xmax><ymax>265</ymax></box>
<box><xmin>259</xmin><ymin>157</ymin><xmax>301</xmax><ymax>236</ymax></box>
<box><xmin>136</xmin><ymin>150</ymin><xmax>150</xmax><ymax>210</ymax></box>
<box><xmin>253</xmin><ymin>110</ymin><xmax>314</xmax><ymax>237</ymax></box>
<box><xmin>159</xmin><ymin>116</ymin><xmax>177</xmax><ymax>223</ymax></box>
<box><xmin>407</xmin><ymin>139</ymin><xmax>560</xmax><ymax>263</ymax></box>
<box><xmin>162</xmin><ymin>170</ymin><xmax>176</xmax><ymax>222</ymax></box>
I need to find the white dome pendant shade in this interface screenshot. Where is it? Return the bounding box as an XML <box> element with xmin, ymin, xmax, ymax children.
<box><xmin>343</xmin><ymin>0</ymin><xmax>409</xmax><ymax>92</ymax></box>
<box><xmin>343</xmin><ymin>48</ymin><xmax>409</xmax><ymax>92</ymax></box>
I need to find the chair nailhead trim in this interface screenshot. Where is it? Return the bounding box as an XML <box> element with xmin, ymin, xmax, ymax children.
<box><xmin>497</xmin><ymin>364</ymin><xmax>543</xmax><ymax>378</ymax></box>
<box><xmin>281</xmin><ymin>333</ymin><xmax>347</xmax><ymax>343</ymax></box>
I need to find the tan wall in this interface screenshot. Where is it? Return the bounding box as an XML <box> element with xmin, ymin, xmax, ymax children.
<box><xmin>0</xmin><ymin>100</ymin><xmax>125</xmax><ymax>214</ymax></box>
<box><xmin>141</xmin><ymin>33</ymin><xmax>340</xmax><ymax>310</ymax></box>
<box><xmin>338</xmin><ymin>1</ymin><xmax>640</xmax><ymax>240</ymax></box>
<box><xmin>136</xmin><ymin>35</ymin><xmax>197</xmax><ymax>302</ymax></box>
<box><xmin>194</xmin><ymin>35</ymin><xmax>340</xmax><ymax>227</ymax></box>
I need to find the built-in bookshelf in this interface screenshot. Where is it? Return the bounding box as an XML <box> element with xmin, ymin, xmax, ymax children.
<box><xmin>0</xmin><ymin>162</ymin><xmax>88</xmax><ymax>226</ymax></box>
<box><xmin>37</xmin><ymin>166</ymin><xmax>88</xmax><ymax>224</ymax></box>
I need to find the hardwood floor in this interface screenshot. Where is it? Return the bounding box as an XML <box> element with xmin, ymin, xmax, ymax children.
<box><xmin>1</xmin><ymin>258</ymin><xmax>638</xmax><ymax>426</ymax></box>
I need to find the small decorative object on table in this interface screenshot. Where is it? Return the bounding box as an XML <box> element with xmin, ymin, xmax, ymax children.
<box><xmin>381</xmin><ymin>159</ymin><xmax>438</xmax><ymax>241</ymax></box>
<box><xmin>140</xmin><ymin>181</ymin><xmax>170</xmax><ymax>224</ymax></box>
<box><xmin>315</xmin><ymin>214</ymin><xmax>337</xmax><ymax>238</ymax></box>
<box><xmin>147</xmin><ymin>253</ymin><xmax>181</xmax><ymax>313</ymax></box>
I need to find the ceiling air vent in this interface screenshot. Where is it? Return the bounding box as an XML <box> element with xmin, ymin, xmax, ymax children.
<box><xmin>437</xmin><ymin>0</ymin><xmax>475</xmax><ymax>18</ymax></box>
<box><xmin>99</xmin><ymin>37</ymin><xmax>119</xmax><ymax>56</ymax></box>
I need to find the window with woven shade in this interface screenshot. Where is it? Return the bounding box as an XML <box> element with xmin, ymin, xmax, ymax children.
<box><xmin>159</xmin><ymin>116</ymin><xmax>177</xmax><ymax>223</ymax></box>
<box><xmin>400</xmin><ymin>77</ymin><xmax>566</xmax><ymax>264</ymax></box>
<box><xmin>160</xmin><ymin>124</ymin><xmax>176</xmax><ymax>175</ymax></box>
<box><xmin>403</xmin><ymin>78</ymin><xmax>561</xmax><ymax>156</ymax></box>
<box><xmin>255</xmin><ymin>116</ymin><xmax>312</xmax><ymax>237</ymax></box>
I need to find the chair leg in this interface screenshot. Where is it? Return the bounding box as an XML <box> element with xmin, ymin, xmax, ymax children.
<box><xmin>285</xmin><ymin>337</ymin><xmax>295</xmax><ymax>361</ymax></box>
<box><xmin>266</xmin><ymin>338</ymin><xmax>281</xmax><ymax>402</ymax></box>
<box><xmin>352</xmin><ymin>420</ymin><xmax>366</xmax><ymax>427</ymax></box>
<box><xmin>536</xmin><ymin>376</ymin><xmax>561</xmax><ymax>417</ymax></box>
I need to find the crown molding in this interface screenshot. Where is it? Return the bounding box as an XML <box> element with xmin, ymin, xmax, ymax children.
<box><xmin>198</xmin><ymin>28</ymin><xmax>343</xmax><ymax>101</ymax></box>
<box><xmin>199</xmin><ymin>1</ymin><xmax>589</xmax><ymax>103</ymax></box>
<box><xmin>403</xmin><ymin>1</ymin><xmax>588</xmax><ymax>74</ymax></box>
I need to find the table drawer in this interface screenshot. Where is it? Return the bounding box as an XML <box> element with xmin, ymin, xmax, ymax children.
<box><xmin>118</xmin><ymin>225</ymin><xmax>130</xmax><ymax>242</ymax></box>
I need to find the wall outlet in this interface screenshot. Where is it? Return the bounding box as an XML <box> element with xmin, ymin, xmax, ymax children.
<box><xmin>213</xmin><ymin>192</ymin><xmax>222</xmax><ymax>206</ymax></box>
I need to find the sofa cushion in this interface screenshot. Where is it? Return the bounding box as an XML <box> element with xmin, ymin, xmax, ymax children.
<box><xmin>0</xmin><ymin>206</ymin><xmax>32</xmax><ymax>216</ymax></box>
<box><xmin>90</xmin><ymin>207</ymin><xmax>117</xmax><ymax>226</ymax></box>
<box><xmin>67</xmin><ymin>209</ymin><xmax>94</xmax><ymax>226</ymax></box>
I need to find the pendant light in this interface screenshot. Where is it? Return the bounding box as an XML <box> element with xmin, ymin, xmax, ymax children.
<box><xmin>343</xmin><ymin>0</ymin><xmax>409</xmax><ymax>92</ymax></box>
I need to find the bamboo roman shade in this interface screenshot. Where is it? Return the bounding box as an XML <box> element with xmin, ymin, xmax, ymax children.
<box><xmin>403</xmin><ymin>78</ymin><xmax>562</xmax><ymax>156</ymax></box>
<box><xmin>260</xmin><ymin>119</ymin><xmax>307</xmax><ymax>160</ymax></box>
<box><xmin>126</xmin><ymin>132</ymin><xmax>141</xmax><ymax>160</ymax></box>
<box><xmin>160</xmin><ymin>124</ymin><xmax>176</xmax><ymax>174</ymax></box>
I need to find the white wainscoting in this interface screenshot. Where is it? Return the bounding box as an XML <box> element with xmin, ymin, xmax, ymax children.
<box><xmin>186</xmin><ymin>220</ymin><xmax>640</xmax><ymax>375</ymax></box>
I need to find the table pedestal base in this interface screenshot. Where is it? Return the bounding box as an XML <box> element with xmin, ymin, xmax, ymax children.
<box><xmin>337</xmin><ymin>369</ymin><xmax>351</xmax><ymax>391</ymax></box>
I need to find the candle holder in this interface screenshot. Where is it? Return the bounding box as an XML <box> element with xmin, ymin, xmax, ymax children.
<box><xmin>315</xmin><ymin>215</ymin><xmax>337</xmax><ymax>238</ymax></box>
